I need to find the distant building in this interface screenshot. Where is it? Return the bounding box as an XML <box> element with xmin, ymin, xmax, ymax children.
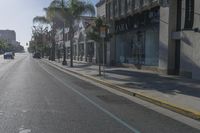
<box><xmin>55</xmin><ymin>17</ymin><xmax>97</xmax><ymax>63</ymax></box>
<box><xmin>0</xmin><ymin>30</ymin><xmax>18</xmax><ymax>45</ymax></box>
<box><xmin>72</xmin><ymin>17</ymin><xmax>97</xmax><ymax>63</ymax></box>
<box><xmin>96</xmin><ymin>0</ymin><xmax>106</xmax><ymax>17</ymax></box>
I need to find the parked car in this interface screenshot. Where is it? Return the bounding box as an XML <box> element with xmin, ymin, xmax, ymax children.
<box><xmin>4</xmin><ymin>52</ymin><xmax>14</xmax><ymax>59</ymax></box>
<box><xmin>33</xmin><ymin>52</ymin><xmax>41</xmax><ymax>59</ymax></box>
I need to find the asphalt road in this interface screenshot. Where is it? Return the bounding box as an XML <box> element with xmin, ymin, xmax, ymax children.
<box><xmin>0</xmin><ymin>53</ymin><xmax>199</xmax><ymax>133</ymax></box>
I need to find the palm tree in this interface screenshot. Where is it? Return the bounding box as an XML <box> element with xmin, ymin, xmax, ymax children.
<box><xmin>46</xmin><ymin>0</ymin><xmax>95</xmax><ymax>67</ymax></box>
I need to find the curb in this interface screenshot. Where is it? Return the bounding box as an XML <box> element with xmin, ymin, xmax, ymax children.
<box><xmin>42</xmin><ymin>59</ymin><xmax>200</xmax><ymax>120</ymax></box>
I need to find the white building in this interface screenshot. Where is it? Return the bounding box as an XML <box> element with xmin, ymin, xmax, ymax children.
<box><xmin>96</xmin><ymin>0</ymin><xmax>106</xmax><ymax>17</ymax></box>
<box><xmin>72</xmin><ymin>17</ymin><xmax>97</xmax><ymax>63</ymax></box>
<box><xmin>55</xmin><ymin>17</ymin><xmax>97</xmax><ymax>63</ymax></box>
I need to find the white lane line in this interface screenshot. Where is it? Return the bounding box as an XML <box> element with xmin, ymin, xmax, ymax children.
<box><xmin>19</xmin><ymin>129</ymin><xmax>31</xmax><ymax>133</ymax></box>
<box><xmin>40</xmin><ymin>63</ymin><xmax>141</xmax><ymax>133</ymax></box>
<box><xmin>19</xmin><ymin>125</ymin><xmax>31</xmax><ymax>133</ymax></box>
<box><xmin>44</xmin><ymin>96</ymin><xmax>51</xmax><ymax>106</ymax></box>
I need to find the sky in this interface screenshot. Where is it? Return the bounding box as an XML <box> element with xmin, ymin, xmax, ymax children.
<box><xmin>0</xmin><ymin>0</ymin><xmax>97</xmax><ymax>47</ymax></box>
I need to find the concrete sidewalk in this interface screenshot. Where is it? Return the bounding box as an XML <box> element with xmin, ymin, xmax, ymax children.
<box><xmin>43</xmin><ymin>59</ymin><xmax>200</xmax><ymax>120</ymax></box>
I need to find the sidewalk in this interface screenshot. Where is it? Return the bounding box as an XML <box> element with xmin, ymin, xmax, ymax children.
<box><xmin>43</xmin><ymin>59</ymin><xmax>200</xmax><ymax>120</ymax></box>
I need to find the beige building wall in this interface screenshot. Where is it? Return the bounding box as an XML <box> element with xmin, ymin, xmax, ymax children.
<box><xmin>180</xmin><ymin>0</ymin><xmax>200</xmax><ymax>79</ymax></box>
<box><xmin>159</xmin><ymin>0</ymin><xmax>178</xmax><ymax>74</ymax></box>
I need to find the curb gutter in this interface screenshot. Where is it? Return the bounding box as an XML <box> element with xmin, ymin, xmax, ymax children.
<box><xmin>42</xmin><ymin>59</ymin><xmax>200</xmax><ymax>120</ymax></box>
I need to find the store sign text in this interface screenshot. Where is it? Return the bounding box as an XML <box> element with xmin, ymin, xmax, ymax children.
<box><xmin>115</xmin><ymin>23</ymin><xmax>129</xmax><ymax>33</ymax></box>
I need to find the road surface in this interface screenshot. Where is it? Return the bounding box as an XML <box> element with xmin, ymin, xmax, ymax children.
<box><xmin>0</xmin><ymin>53</ymin><xmax>199</xmax><ymax>133</ymax></box>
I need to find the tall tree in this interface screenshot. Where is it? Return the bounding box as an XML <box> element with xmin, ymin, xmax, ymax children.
<box><xmin>46</xmin><ymin>0</ymin><xmax>95</xmax><ymax>67</ymax></box>
<box><xmin>30</xmin><ymin>25</ymin><xmax>49</xmax><ymax>57</ymax></box>
<box><xmin>86</xmin><ymin>17</ymin><xmax>104</xmax><ymax>76</ymax></box>
<box><xmin>33</xmin><ymin>13</ymin><xmax>59</xmax><ymax>61</ymax></box>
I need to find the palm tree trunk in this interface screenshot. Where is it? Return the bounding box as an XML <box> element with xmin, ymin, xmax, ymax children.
<box><xmin>61</xmin><ymin>0</ymin><xmax>67</xmax><ymax>65</ymax></box>
<box><xmin>70</xmin><ymin>39</ymin><xmax>73</xmax><ymax>67</ymax></box>
<box><xmin>69</xmin><ymin>26</ymin><xmax>74</xmax><ymax>67</ymax></box>
<box><xmin>97</xmin><ymin>43</ymin><xmax>101</xmax><ymax>76</ymax></box>
<box><xmin>52</xmin><ymin>40</ymin><xmax>55</xmax><ymax>61</ymax></box>
<box><xmin>51</xmin><ymin>22</ymin><xmax>56</xmax><ymax>61</ymax></box>
<box><xmin>62</xmin><ymin>22</ymin><xmax>67</xmax><ymax>65</ymax></box>
<box><xmin>63</xmin><ymin>45</ymin><xmax>67</xmax><ymax>64</ymax></box>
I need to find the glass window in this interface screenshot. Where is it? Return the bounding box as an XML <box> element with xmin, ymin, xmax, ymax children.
<box><xmin>109</xmin><ymin>2</ymin><xmax>113</xmax><ymax>19</ymax></box>
<box><xmin>120</xmin><ymin>0</ymin><xmax>126</xmax><ymax>16</ymax></box>
<box><xmin>114</xmin><ymin>0</ymin><xmax>119</xmax><ymax>18</ymax></box>
<box><xmin>116</xmin><ymin>29</ymin><xmax>159</xmax><ymax>66</ymax></box>
<box><xmin>134</xmin><ymin>0</ymin><xmax>141</xmax><ymax>10</ymax></box>
<box><xmin>127</xmin><ymin>0</ymin><xmax>132</xmax><ymax>13</ymax></box>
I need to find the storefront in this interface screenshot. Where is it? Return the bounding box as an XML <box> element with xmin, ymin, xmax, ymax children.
<box><xmin>87</xmin><ymin>41</ymin><xmax>95</xmax><ymax>62</ymax></box>
<box><xmin>115</xmin><ymin>7</ymin><xmax>159</xmax><ymax>66</ymax></box>
<box><xmin>78</xmin><ymin>43</ymin><xmax>84</xmax><ymax>61</ymax></box>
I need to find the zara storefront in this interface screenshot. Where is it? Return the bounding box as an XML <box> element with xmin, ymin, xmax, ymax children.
<box><xmin>114</xmin><ymin>7</ymin><xmax>160</xmax><ymax>67</ymax></box>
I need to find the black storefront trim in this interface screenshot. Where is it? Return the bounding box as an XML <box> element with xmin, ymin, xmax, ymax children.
<box><xmin>115</xmin><ymin>7</ymin><xmax>159</xmax><ymax>34</ymax></box>
<box><xmin>184</xmin><ymin>0</ymin><xmax>194</xmax><ymax>30</ymax></box>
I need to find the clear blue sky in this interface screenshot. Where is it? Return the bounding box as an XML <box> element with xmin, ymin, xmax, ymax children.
<box><xmin>0</xmin><ymin>0</ymin><xmax>97</xmax><ymax>47</ymax></box>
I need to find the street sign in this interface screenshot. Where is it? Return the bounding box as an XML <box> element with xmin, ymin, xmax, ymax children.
<box><xmin>100</xmin><ymin>26</ymin><xmax>106</xmax><ymax>38</ymax></box>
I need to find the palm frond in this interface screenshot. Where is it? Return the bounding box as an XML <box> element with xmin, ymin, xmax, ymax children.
<box><xmin>82</xmin><ymin>4</ymin><xmax>95</xmax><ymax>16</ymax></box>
<box><xmin>33</xmin><ymin>16</ymin><xmax>49</xmax><ymax>24</ymax></box>
<box><xmin>71</xmin><ymin>1</ymin><xmax>95</xmax><ymax>17</ymax></box>
<box><xmin>49</xmin><ymin>0</ymin><xmax>62</xmax><ymax>7</ymax></box>
<box><xmin>45</xmin><ymin>3</ymin><xmax>72</xmax><ymax>25</ymax></box>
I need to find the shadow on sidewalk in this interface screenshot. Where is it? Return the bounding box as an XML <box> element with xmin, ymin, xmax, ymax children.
<box><xmin>105</xmin><ymin>69</ymin><xmax>200</xmax><ymax>98</ymax></box>
<box><xmin>73</xmin><ymin>63</ymin><xmax>93</xmax><ymax>68</ymax></box>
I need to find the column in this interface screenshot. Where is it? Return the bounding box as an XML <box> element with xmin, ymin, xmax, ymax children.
<box><xmin>106</xmin><ymin>42</ymin><xmax>111</xmax><ymax>65</ymax></box>
<box><xmin>76</xmin><ymin>42</ymin><xmax>79</xmax><ymax>61</ymax></box>
<box><xmin>83</xmin><ymin>37</ymin><xmax>87</xmax><ymax>62</ymax></box>
<box><xmin>93</xmin><ymin>42</ymin><xmax>97</xmax><ymax>63</ymax></box>
<box><xmin>159</xmin><ymin>0</ymin><xmax>178</xmax><ymax>74</ymax></box>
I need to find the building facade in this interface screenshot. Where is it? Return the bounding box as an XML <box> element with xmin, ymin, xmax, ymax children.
<box><xmin>73</xmin><ymin>17</ymin><xmax>97</xmax><ymax>63</ymax></box>
<box><xmin>57</xmin><ymin>17</ymin><xmax>97</xmax><ymax>63</ymax></box>
<box><xmin>106</xmin><ymin>0</ymin><xmax>160</xmax><ymax>68</ymax></box>
<box><xmin>178</xmin><ymin>0</ymin><xmax>200</xmax><ymax>79</ymax></box>
<box><xmin>104</xmin><ymin>0</ymin><xmax>200</xmax><ymax>80</ymax></box>
<box><xmin>158</xmin><ymin>0</ymin><xmax>200</xmax><ymax>79</ymax></box>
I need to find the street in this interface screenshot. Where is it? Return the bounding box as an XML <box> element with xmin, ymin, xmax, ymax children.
<box><xmin>0</xmin><ymin>53</ymin><xmax>199</xmax><ymax>133</ymax></box>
